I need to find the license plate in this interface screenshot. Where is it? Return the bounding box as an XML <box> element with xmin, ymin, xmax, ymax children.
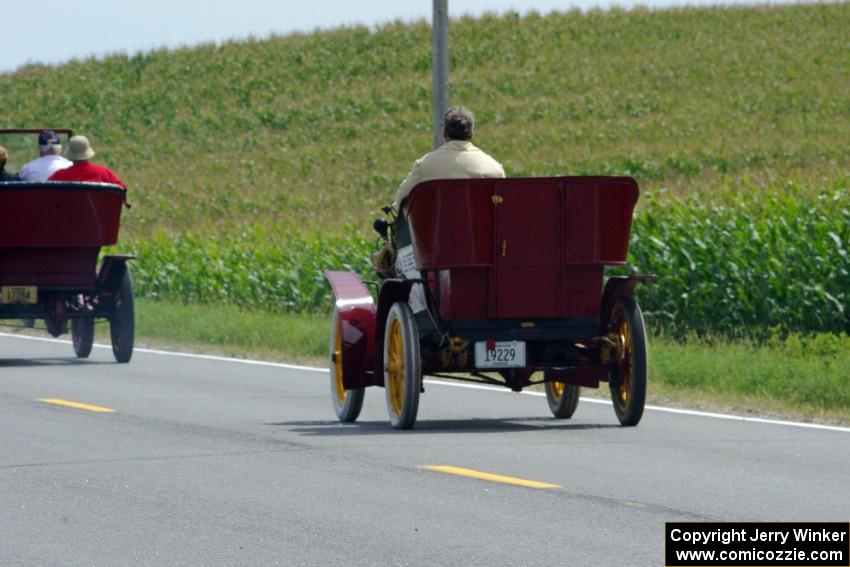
<box><xmin>474</xmin><ymin>341</ymin><xmax>526</xmax><ymax>369</ymax></box>
<box><xmin>1</xmin><ymin>286</ymin><xmax>38</xmax><ymax>304</ymax></box>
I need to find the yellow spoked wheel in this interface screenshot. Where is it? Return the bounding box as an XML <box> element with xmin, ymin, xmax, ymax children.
<box><xmin>329</xmin><ymin>307</ymin><xmax>364</xmax><ymax>423</ymax></box>
<box><xmin>383</xmin><ymin>302</ymin><xmax>421</xmax><ymax>430</ymax></box>
<box><xmin>608</xmin><ymin>297</ymin><xmax>647</xmax><ymax>426</ymax></box>
<box><xmin>544</xmin><ymin>373</ymin><xmax>580</xmax><ymax>419</ymax></box>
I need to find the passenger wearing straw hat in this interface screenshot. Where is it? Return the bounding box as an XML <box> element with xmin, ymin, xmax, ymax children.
<box><xmin>48</xmin><ymin>135</ymin><xmax>125</xmax><ymax>189</ymax></box>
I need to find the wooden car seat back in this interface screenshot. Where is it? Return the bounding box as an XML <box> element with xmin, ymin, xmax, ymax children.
<box><xmin>404</xmin><ymin>176</ymin><xmax>639</xmax><ymax>320</ymax></box>
<box><xmin>0</xmin><ymin>183</ymin><xmax>125</xmax><ymax>287</ymax></box>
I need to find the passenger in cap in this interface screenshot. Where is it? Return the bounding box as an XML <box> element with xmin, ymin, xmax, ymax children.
<box><xmin>19</xmin><ymin>130</ymin><xmax>72</xmax><ymax>182</ymax></box>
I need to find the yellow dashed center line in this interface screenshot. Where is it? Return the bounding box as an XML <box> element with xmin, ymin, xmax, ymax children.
<box><xmin>422</xmin><ymin>465</ymin><xmax>560</xmax><ymax>489</ymax></box>
<box><xmin>37</xmin><ymin>399</ymin><xmax>115</xmax><ymax>413</ymax></box>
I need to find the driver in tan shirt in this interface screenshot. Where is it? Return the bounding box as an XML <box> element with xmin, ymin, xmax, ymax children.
<box><xmin>393</xmin><ymin>106</ymin><xmax>505</xmax><ymax>209</ymax></box>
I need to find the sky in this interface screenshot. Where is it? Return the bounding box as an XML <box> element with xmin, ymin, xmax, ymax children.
<box><xmin>2</xmin><ymin>0</ymin><xmax>811</xmax><ymax>74</ymax></box>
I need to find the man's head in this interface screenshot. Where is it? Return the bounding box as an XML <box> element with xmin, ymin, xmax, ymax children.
<box><xmin>0</xmin><ymin>145</ymin><xmax>7</xmax><ymax>169</ymax></box>
<box><xmin>38</xmin><ymin>130</ymin><xmax>62</xmax><ymax>157</ymax></box>
<box><xmin>443</xmin><ymin>106</ymin><xmax>475</xmax><ymax>141</ymax></box>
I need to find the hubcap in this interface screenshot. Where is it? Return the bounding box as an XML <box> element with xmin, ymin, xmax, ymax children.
<box><xmin>550</xmin><ymin>380</ymin><xmax>564</xmax><ymax>401</ymax></box>
<box><xmin>386</xmin><ymin>318</ymin><xmax>404</xmax><ymax>417</ymax></box>
<box><xmin>615</xmin><ymin>311</ymin><xmax>633</xmax><ymax>409</ymax></box>
<box><xmin>333</xmin><ymin>322</ymin><xmax>346</xmax><ymax>406</ymax></box>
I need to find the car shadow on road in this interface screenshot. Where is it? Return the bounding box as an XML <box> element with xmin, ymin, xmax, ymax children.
<box><xmin>269</xmin><ymin>418</ymin><xmax>619</xmax><ymax>436</ymax></box>
<box><xmin>0</xmin><ymin>358</ymin><xmax>110</xmax><ymax>368</ymax></box>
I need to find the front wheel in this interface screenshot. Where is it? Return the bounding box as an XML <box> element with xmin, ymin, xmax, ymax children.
<box><xmin>383</xmin><ymin>302</ymin><xmax>421</xmax><ymax>430</ymax></box>
<box><xmin>544</xmin><ymin>376</ymin><xmax>580</xmax><ymax>419</ymax></box>
<box><xmin>329</xmin><ymin>307</ymin><xmax>365</xmax><ymax>422</ymax></box>
<box><xmin>109</xmin><ymin>268</ymin><xmax>135</xmax><ymax>364</ymax></box>
<box><xmin>608</xmin><ymin>297</ymin><xmax>647</xmax><ymax>426</ymax></box>
<box><xmin>71</xmin><ymin>317</ymin><xmax>94</xmax><ymax>358</ymax></box>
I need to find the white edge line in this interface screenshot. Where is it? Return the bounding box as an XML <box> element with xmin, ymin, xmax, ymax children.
<box><xmin>2</xmin><ymin>332</ymin><xmax>848</xmax><ymax>434</ymax></box>
<box><xmin>0</xmin><ymin>332</ymin><xmax>325</xmax><ymax>373</ymax></box>
<box><xmin>425</xmin><ymin>379</ymin><xmax>850</xmax><ymax>433</ymax></box>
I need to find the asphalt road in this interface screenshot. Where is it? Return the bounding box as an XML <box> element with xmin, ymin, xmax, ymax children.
<box><xmin>1</xmin><ymin>333</ymin><xmax>848</xmax><ymax>567</ymax></box>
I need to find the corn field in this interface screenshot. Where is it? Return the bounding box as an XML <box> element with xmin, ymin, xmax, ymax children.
<box><xmin>121</xmin><ymin>183</ymin><xmax>849</xmax><ymax>337</ymax></box>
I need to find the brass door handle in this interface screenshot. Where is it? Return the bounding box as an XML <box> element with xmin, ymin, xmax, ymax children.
<box><xmin>491</xmin><ymin>194</ymin><xmax>503</xmax><ymax>205</ymax></box>
<box><xmin>501</xmin><ymin>240</ymin><xmax>507</xmax><ymax>256</ymax></box>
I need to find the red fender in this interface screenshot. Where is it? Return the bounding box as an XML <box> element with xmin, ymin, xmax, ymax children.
<box><xmin>599</xmin><ymin>275</ymin><xmax>655</xmax><ymax>331</ymax></box>
<box><xmin>96</xmin><ymin>255</ymin><xmax>135</xmax><ymax>292</ymax></box>
<box><xmin>326</xmin><ymin>271</ymin><xmax>378</xmax><ymax>389</ymax></box>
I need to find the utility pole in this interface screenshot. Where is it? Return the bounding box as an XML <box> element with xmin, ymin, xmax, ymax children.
<box><xmin>431</xmin><ymin>0</ymin><xmax>449</xmax><ymax>149</ymax></box>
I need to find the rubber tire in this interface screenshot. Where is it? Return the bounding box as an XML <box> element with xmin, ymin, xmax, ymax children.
<box><xmin>110</xmin><ymin>268</ymin><xmax>135</xmax><ymax>364</ymax></box>
<box><xmin>329</xmin><ymin>307</ymin><xmax>365</xmax><ymax>422</ymax></box>
<box><xmin>383</xmin><ymin>302</ymin><xmax>421</xmax><ymax>430</ymax></box>
<box><xmin>544</xmin><ymin>378</ymin><xmax>580</xmax><ymax>419</ymax></box>
<box><xmin>608</xmin><ymin>297</ymin><xmax>647</xmax><ymax>426</ymax></box>
<box><xmin>71</xmin><ymin>317</ymin><xmax>95</xmax><ymax>358</ymax></box>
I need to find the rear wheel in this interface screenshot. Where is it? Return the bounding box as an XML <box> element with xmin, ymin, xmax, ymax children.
<box><xmin>544</xmin><ymin>377</ymin><xmax>580</xmax><ymax>419</ymax></box>
<box><xmin>329</xmin><ymin>307</ymin><xmax>365</xmax><ymax>422</ymax></box>
<box><xmin>110</xmin><ymin>268</ymin><xmax>135</xmax><ymax>364</ymax></box>
<box><xmin>383</xmin><ymin>302</ymin><xmax>421</xmax><ymax>430</ymax></box>
<box><xmin>71</xmin><ymin>317</ymin><xmax>94</xmax><ymax>358</ymax></box>
<box><xmin>608</xmin><ymin>297</ymin><xmax>647</xmax><ymax>426</ymax></box>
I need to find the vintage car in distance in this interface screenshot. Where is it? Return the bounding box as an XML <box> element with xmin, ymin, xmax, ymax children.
<box><xmin>0</xmin><ymin>128</ymin><xmax>135</xmax><ymax>363</ymax></box>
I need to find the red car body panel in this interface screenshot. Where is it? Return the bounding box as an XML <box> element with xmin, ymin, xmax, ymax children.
<box><xmin>404</xmin><ymin>176</ymin><xmax>638</xmax><ymax>321</ymax></box>
<box><xmin>0</xmin><ymin>183</ymin><xmax>125</xmax><ymax>288</ymax></box>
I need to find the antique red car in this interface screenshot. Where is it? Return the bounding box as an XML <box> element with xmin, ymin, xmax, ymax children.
<box><xmin>0</xmin><ymin>129</ymin><xmax>134</xmax><ymax>362</ymax></box>
<box><xmin>326</xmin><ymin>176</ymin><xmax>650</xmax><ymax>429</ymax></box>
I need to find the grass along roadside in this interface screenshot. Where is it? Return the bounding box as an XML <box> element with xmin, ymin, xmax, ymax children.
<box><xmin>0</xmin><ymin>300</ymin><xmax>328</xmax><ymax>366</ymax></box>
<box><xmin>132</xmin><ymin>299</ymin><xmax>329</xmax><ymax>364</ymax></box>
<box><xmin>640</xmin><ymin>336</ymin><xmax>850</xmax><ymax>426</ymax></box>
<box><xmin>127</xmin><ymin>300</ymin><xmax>850</xmax><ymax>426</ymax></box>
